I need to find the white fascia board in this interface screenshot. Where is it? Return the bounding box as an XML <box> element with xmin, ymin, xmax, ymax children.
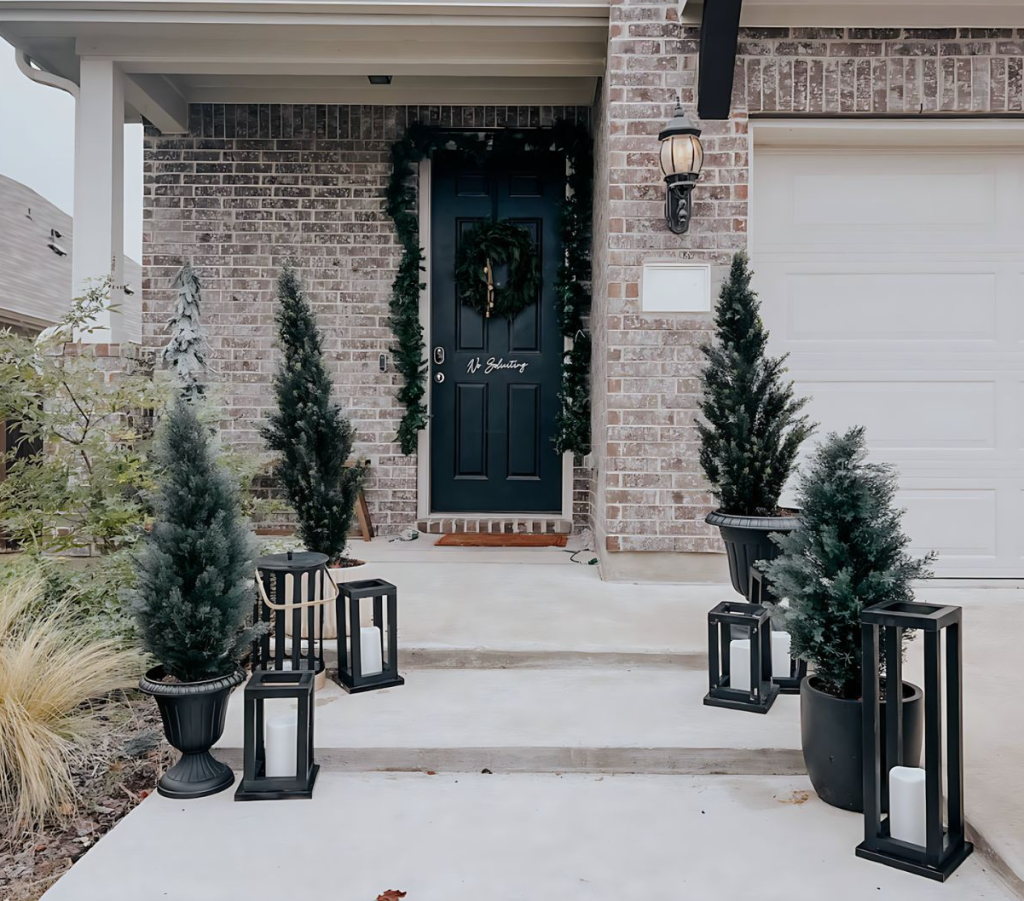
<box><xmin>740</xmin><ymin>1</ymin><xmax>1024</xmax><ymax>28</ymax></box>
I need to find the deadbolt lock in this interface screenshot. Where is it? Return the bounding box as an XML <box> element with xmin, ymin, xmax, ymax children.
<box><xmin>434</xmin><ymin>372</ymin><xmax>445</xmax><ymax>384</ymax></box>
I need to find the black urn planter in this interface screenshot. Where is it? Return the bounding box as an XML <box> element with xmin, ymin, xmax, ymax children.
<box><xmin>706</xmin><ymin>510</ymin><xmax>802</xmax><ymax>599</ymax></box>
<box><xmin>801</xmin><ymin>675</ymin><xmax>924</xmax><ymax>813</ymax></box>
<box><xmin>139</xmin><ymin>666</ymin><xmax>245</xmax><ymax>799</ymax></box>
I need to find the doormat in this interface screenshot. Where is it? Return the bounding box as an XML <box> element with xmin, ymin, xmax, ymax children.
<box><xmin>436</xmin><ymin>533</ymin><xmax>568</xmax><ymax>548</ymax></box>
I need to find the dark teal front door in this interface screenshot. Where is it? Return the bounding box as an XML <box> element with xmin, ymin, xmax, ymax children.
<box><xmin>429</xmin><ymin>149</ymin><xmax>564</xmax><ymax>514</ymax></box>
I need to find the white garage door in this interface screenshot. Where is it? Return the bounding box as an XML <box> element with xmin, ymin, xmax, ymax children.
<box><xmin>751</xmin><ymin>125</ymin><xmax>1024</xmax><ymax>578</ymax></box>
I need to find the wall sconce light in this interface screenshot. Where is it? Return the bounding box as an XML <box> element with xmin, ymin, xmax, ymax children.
<box><xmin>658</xmin><ymin>105</ymin><xmax>704</xmax><ymax>235</ymax></box>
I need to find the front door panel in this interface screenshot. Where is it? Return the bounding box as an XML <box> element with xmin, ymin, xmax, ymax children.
<box><xmin>430</xmin><ymin>150</ymin><xmax>564</xmax><ymax>513</ymax></box>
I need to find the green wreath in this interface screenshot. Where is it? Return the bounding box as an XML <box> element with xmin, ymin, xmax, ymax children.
<box><xmin>454</xmin><ymin>220</ymin><xmax>540</xmax><ymax>320</ymax></box>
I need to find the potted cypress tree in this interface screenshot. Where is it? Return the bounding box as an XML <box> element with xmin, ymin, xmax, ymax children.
<box><xmin>134</xmin><ymin>397</ymin><xmax>258</xmax><ymax>799</ymax></box>
<box><xmin>698</xmin><ymin>253</ymin><xmax>813</xmax><ymax>596</ymax></box>
<box><xmin>763</xmin><ymin>427</ymin><xmax>932</xmax><ymax>812</ymax></box>
<box><xmin>262</xmin><ymin>264</ymin><xmax>363</xmax><ymax>639</ymax></box>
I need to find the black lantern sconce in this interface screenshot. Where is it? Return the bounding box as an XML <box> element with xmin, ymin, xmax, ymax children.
<box><xmin>235</xmin><ymin>669</ymin><xmax>319</xmax><ymax>801</ymax></box>
<box><xmin>658</xmin><ymin>104</ymin><xmax>704</xmax><ymax>234</ymax></box>
<box><xmin>857</xmin><ymin>600</ymin><xmax>972</xmax><ymax>881</ymax></box>
<box><xmin>749</xmin><ymin>567</ymin><xmax>807</xmax><ymax>695</ymax></box>
<box><xmin>704</xmin><ymin>600</ymin><xmax>779</xmax><ymax>714</ymax></box>
<box><xmin>336</xmin><ymin>578</ymin><xmax>404</xmax><ymax>693</ymax></box>
<box><xmin>253</xmin><ymin>551</ymin><xmax>337</xmax><ymax>691</ymax></box>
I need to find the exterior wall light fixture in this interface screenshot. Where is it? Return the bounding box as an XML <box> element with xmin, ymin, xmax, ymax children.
<box><xmin>658</xmin><ymin>105</ymin><xmax>704</xmax><ymax>235</ymax></box>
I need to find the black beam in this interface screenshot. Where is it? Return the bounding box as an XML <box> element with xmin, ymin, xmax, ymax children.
<box><xmin>697</xmin><ymin>0</ymin><xmax>743</xmax><ymax>120</ymax></box>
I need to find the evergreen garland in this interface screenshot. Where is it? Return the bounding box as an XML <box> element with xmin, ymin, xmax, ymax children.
<box><xmin>763</xmin><ymin>427</ymin><xmax>934</xmax><ymax>699</ymax></box>
<box><xmin>385</xmin><ymin>120</ymin><xmax>593</xmax><ymax>457</ymax></box>
<box><xmin>553</xmin><ymin>332</ymin><xmax>591</xmax><ymax>456</ymax></box>
<box><xmin>261</xmin><ymin>265</ymin><xmax>360</xmax><ymax>563</ymax></box>
<box><xmin>132</xmin><ymin>397</ymin><xmax>258</xmax><ymax>682</ymax></box>
<box><xmin>454</xmin><ymin>220</ymin><xmax>540</xmax><ymax>320</ymax></box>
<box><xmin>697</xmin><ymin>253</ymin><xmax>814</xmax><ymax>516</ymax></box>
<box><xmin>162</xmin><ymin>262</ymin><xmax>208</xmax><ymax>397</ymax></box>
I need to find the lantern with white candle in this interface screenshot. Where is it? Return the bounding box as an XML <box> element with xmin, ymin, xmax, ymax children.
<box><xmin>704</xmin><ymin>600</ymin><xmax>779</xmax><ymax>714</ymax></box>
<box><xmin>856</xmin><ymin>600</ymin><xmax>972</xmax><ymax>881</ymax></box>
<box><xmin>336</xmin><ymin>578</ymin><xmax>404</xmax><ymax>693</ymax></box>
<box><xmin>748</xmin><ymin>566</ymin><xmax>807</xmax><ymax>694</ymax></box>
<box><xmin>235</xmin><ymin>669</ymin><xmax>318</xmax><ymax>801</ymax></box>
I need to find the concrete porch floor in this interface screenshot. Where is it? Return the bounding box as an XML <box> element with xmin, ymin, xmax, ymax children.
<box><xmin>38</xmin><ymin>538</ymin><xmax>1024</xmax><ymax>899</ymax></box>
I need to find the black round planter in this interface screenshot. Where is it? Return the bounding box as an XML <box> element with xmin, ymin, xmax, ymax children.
<box><xmin>139</xmin><ymin>666</ymin><xmax>245</xmax><ymax>800</ymax></box>
<box><xmin>800</xmin><ymin>675</ymin><xmax>923</xmax><ymax>813</ymax></box>
<box><xmin>706</xmin><ymin>510</ymin><xmax>802</xmax><ymax>599</ymax></box>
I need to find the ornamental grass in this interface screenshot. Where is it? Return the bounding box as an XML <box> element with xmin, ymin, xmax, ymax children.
<box><xmin>0</xmin><ymin>572</ymin><xmax>142</xmax><ymax>828</ymax></box>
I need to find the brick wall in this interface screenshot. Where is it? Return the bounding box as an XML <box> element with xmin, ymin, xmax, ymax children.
<box><xmin>143</xmin><ymin>104</ymin><xmax>590</xmax><ymax>534</ymax></box>
<box><xmin>596</xmin><ymin>4</ymin><xmax>1024</xmax><ymax>557</ymax></box>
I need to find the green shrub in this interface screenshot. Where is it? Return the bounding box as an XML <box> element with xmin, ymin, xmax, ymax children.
<box><xmin>131</xmin><ymin>398</ymin><xmax>258</xmax><ymax>682</ymax></box>
<box><xmin>763</xmin><ymin>427</ymin><xmax>933</xmax><ymax>699</ymax></box>
<box><xmin>697</xmin><ymin>253</ymin><xmax>813</xmax><ymax>516</ymax></box>
<box><xmin>262</xmin><ymin>265</ymin><xmax>360</xmax><ymax>563</ymax></box>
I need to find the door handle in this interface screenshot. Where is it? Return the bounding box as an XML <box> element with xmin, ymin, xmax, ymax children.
<box><xmin>433</xmin><ymin>346</ymin><xmax>445</xmax><ymax>366</ymax></box>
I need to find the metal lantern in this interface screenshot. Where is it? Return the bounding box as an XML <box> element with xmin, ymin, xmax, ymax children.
<box><xmin>235</xmin><ymin>669</ymin><xmax>319</xmax><ymax>801</ymax></box>
<box><xmin>253</xmin><ymin>551</ymin><xmax>337</xmax><ymax>690</ymax></box>
<box><xmin>857</xmin><ymin>600</ymin><xmax>973</xmax><ymax>881</ymax></box>
<box><xmin>749</xmin><ymin>567</ymin><xmax>807</xmax><ymax>694</ymax></box>
<box><xmin>336</xmin><ymin>578</ymin><xmax>404</xmax><ymax>693</ymax></box>
<box><xmin>658</xmin><ymin>104</ymin><xmax>704</xmax><ymax>234</ymax></box>
<box><xmin>704</xmin><ymin>601</ymin><xmax>779</xmax><ymax>714</ymax></box>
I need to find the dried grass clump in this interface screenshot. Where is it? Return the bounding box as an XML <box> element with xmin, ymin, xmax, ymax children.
<box><xmin>0</xmin><ymin>572</ymin><xmax>142</xmax><ymax>828</ymax></box>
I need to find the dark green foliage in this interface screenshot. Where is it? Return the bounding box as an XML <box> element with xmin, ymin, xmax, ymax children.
<box><xmin>262</xmin><ymin>265</ymin><xmax>360</xmax><ymax>562</ymax></box>
<box><xmin>553</xmin><ymin>333</ymin><xmax>591</xmax><ymax>456</ymax></box>
<box><xmin>132</xmin><ymin>398</ymin><xmax>257</xmax><ymax>682</ymax></box>
<box><xmin>697</xmin><ymin>253</ymin><xmax>813</xmax><ymax>515</ymax></box>
<box><xmin>763</xmin><ymin>427</ymin><xmax>934</xmax><ymax>700</ymax></box>
<box><xmin>454</xmin><ymin>220</ymin><xmax>540</xmax><ymax>320</ymax></box>
<box><xmin>385</xmin><ymin>120</ymin><xmax>593</xmax><ymax>456</ymax></box>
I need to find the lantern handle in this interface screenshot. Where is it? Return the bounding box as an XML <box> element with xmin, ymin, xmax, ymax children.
<box><xmin>255</xmin><ymin>565</ymin><xmax>340</xmax><ymax>612</ymax></box>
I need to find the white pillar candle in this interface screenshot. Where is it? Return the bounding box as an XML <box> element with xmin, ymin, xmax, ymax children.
<box><xmin>264</xmin><ymin>714</ymin><xmax>297</xmax><ymax>778</ymax></box>
<box><xmin>888</xmin><ymin>766</ymin><xmax>927</xmax><ymax>847</ymax></box>
<box><xmin>360</xmin><ymin>625</ymin><xmax>383</xmax><ymax>676</ymax></box>
<box><xmin>730</xmin><ymin>639</ymin><xmax>751</xmax><ymax>692</ymax></box>
<box><xmin>771</xmin><ymin>631</ymin><xmax>792</xmax><ymax>679</ymax></box>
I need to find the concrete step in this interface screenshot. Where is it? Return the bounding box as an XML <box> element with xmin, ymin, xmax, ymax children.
<box><xmin>40</xmin><ymin>772</ymin><xmax>1017</xmax><ymax>901</ymax></box>
<box><xmin>215</xmin><ymin>665</ymin><xmax>803</xmax><ymax>776</ymax></box>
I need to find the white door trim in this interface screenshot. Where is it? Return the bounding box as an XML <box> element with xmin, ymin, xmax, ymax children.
<box><xmin>415</xmin><ymin>154</ymin><xmax>574</xmax><ymax>522</ymax></box>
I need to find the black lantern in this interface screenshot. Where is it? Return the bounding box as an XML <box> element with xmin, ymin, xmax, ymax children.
<box><xmin>235</xmin><ymin>669</ymin><xmax>319</xmax><ymax>801</ymax></box>
<box><xmin>658</xmin><ymin>104</ymin><xmax>704</xmax><ymax>234</ymax></box>
<box><xmin>749</xmin><ymin>567</ymin><xmax>807</xmax><ymax>695</ymax></box>
<box><xmin>704</xmin><ymin>600</ymin><xmax>779</xmax><ymax>714</ymax></box>
<box><xmin>253</xmin><ymin>551</ymin><xmax>336</xmax><ymax>689</ymax></box>
<box><xmin>336</xmin><ymin>578</ymin><xmax>404</xmax><ymax>693</ymax></box>
<box><xmin>857</xmin><ymin>600</ymin><xmax>973</xmax><ymax>881</ymax></box>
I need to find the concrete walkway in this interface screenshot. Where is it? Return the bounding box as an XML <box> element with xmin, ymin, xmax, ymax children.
<box><xmin>41</xmin><ymin>773</ymin><xmax>1014</xmax><ymax>901</ymax></box>
<box><xmin>35</xmin><ymin>539</ymin><xmax>1024</xmax><ymax>899</ymax></box>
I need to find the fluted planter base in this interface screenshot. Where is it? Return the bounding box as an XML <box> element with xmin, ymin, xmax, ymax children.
<box><xmin>706</xmin><ymin>510</ymin><xmax>802</xmax><ymax>600</ymax></box>
<box><xmin>139</xmin><ymin>667</ymin><xmax>245</xmax><ymax>800</ymax></box>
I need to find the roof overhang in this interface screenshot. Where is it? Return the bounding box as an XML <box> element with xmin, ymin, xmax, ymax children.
<box><xmin>0</xmin><ymin>1</ymin><xmax>611</xmax><ymax>127</ymax></box>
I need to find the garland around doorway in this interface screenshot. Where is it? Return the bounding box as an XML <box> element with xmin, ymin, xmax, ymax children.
<box><xmin>385</xmin><ymin>120</ymin><xmax>593</xmax><ymax>457</ymax></box>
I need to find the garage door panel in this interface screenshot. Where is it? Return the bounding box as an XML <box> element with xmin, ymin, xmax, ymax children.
<box><xmin>781</xmin><ymin>270</ymin><xmax>998</xmax><ymax>343</ymax></box>
<box><xmin>798</xmin><ymin>380</ymin><xmax>995</xmax><ymax>450</ymax></box>
<box><xmin>753</xmin><ymin>132</ymin><xmax>1024</xmax><ymax>577</ymax></box>
<box><xmin>896</xmin><ymin>489</ymin><xmax>997</xmax><ymax>559</ymax></box>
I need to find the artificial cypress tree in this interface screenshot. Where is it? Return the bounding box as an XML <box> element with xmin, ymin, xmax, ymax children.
<box><xmin>763</xmin><ymin>427</ymin><xmax>933</xmax><ymax>700</ymax></box>
<box><xmin>132</xmin><ymin>397</ymin><xmax>257</xmax><ymax>682</ymax></box>
<box><xmin>262</xmin><ymin>265</ymin><xmax>359</xmax><ymax>563</ymax></box>
<box><xmin>697</xmin><ymin>253</ymin><xmax>813</xmax><ymax>516</ymax></box>
<box><xmin>162</xmin><ymin>262</ymin><xmax>208</xmax><ymax>397</ymax></box>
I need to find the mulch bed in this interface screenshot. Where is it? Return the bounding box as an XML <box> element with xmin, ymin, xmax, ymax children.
<box><xmin>0</xmin><ymin>691</ymin><xmax>174</xmax><ymax>901</ymax></box>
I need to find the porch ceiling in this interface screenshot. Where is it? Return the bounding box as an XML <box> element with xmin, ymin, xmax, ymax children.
<box><xmin>0</xmin><ymin>0</ymin><xmax>611</xmax><ymax>123</ymax></box>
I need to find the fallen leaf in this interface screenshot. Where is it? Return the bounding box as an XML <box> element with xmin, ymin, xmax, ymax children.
<box><xmin>481</xmin><ymin>768</ymin><xmax>492</xmax><ymax>775</ymax></box>
<box><xmin>425</xmin><ymin>771</ymin><xmax>436</xmax><ymax>776</ymax></box>
<box><xmin>377</xmin><ymin>891</ymin><xmax>407</xmax><ymax>900</ymax></box>
<box><xmin>777</xmin><ymin>790</ymin><xmax>810</xmax><ymax>805</ymax></box>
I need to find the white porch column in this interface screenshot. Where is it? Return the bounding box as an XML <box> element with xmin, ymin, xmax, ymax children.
<box><xmin>73</xmin><ymin>58</ymin><xmax>126</xmax><ymax>341</ymax></box>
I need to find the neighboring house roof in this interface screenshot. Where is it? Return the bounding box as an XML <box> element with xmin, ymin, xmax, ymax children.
<box><xmin>0</xmin><ymin>174</ymin><xmax>141</xmax><ymax>339</ymax></box>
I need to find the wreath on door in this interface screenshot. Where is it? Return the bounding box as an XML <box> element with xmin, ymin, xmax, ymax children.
<box><xmin>454</xmin><ymin>220</ymin><xmax>540</xmax><ymax>320</ymax></box>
